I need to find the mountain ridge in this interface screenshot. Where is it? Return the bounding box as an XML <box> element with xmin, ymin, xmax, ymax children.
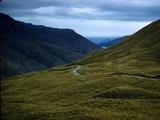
<box><xmin>74</xmin><ymin>19</ymin><xmax>160</xmax><ymax>66</ymax></box>
<box><xmin>98</xmin><ymin>36</ymin><xmax>129</xmax><ymax>48</ymax></box>
<box><xmin>0</xmin><ymin>13</ymin><xmax>100</xmax><ymax>78</ymax></box>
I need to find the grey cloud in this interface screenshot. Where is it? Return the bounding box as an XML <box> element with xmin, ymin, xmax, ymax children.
<box><xmin>1</xmin><ymin>0</ymin><xmax>157</xmax><ymax>37</ymax></box>
<box><xmin>0</xmin><ymin>0</ymin><xmax>160</xmax><ymax>21</ymax></box>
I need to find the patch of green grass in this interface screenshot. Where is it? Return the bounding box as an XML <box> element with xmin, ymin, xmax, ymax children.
<box><xmin>93</xmin><ymin>86</ymin><xmax>160</xmax><ymax>99</ymax></box>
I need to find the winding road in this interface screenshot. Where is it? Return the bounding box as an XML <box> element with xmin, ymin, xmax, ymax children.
<box><xmin>73</xmin><ymin>66</ymin><xmax>81</xmax><ymax>76</ymax></box>
<box><xmin>131</xmin><ymin>75</ymin><xmax>144</xmax><ymax>79</ymax></box>
<box><xmin>72</xmin><ymin>66</ymin><xmax>159</xmax><ymax>79</ymax></box>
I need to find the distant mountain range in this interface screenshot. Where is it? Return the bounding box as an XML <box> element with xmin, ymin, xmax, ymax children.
<box><xmin>87</xmin><ymin>37</ymin><xmax>114</xmax><ymax>44</ymax></box>
<box><xmin>0</xmin><ymin>13</ymin><xmax>100</xmax><ymax>78</ymax></box>
<box><xmin>88</xmin><ymin>36</ymin><xmax>128</xmax><ymax>48</ymax></box>
<box><xmin>98</xmin><ymin>36</ymin><xmax>129</xmax><ymax>48</ymax></box>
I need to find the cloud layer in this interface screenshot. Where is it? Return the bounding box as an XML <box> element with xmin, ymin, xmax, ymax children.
<box><xmin>0</xmin><ymin>0</ymin><xmax>160</xmax><ymax>36</ymax></box>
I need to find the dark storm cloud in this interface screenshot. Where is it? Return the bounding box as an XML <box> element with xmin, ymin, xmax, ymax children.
<box><xmin>0</xmin><ymin>0</ymin><xmax>160</xmax><ymax>21</ymax></box>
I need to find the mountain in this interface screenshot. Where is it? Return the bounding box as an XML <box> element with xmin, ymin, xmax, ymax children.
<box><xmin>75</xmin><ymin>20</ymin><xmax>160</xmax><ymax>65</ymax></box>
<box><xmin>0</xmin><ymin>13</ymin><xmax>100</xmax><ymax>78</ymax></box>
<box><xmin>87</xmin><ymin>36</ymin><xmax>128</xmax><ymax>48</ymax></box>
<box><xmin>98</xmin><ymin>36</ymin><xmax>128</xmax><ymax>48</ymax></box>
<box><xmin>1</xmin><ymin>20</ymin><xmax>160</xmax><ymax>120</ymax></box>
<box><xmin>87</xmin><ymin>37</ymin><xmax>114</xmax><ymax>44</ymax></box>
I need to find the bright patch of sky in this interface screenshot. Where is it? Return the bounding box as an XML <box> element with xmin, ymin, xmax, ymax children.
<box><xmin>0</xmin><ymin>0</ymin><xmax>159</xmax><ymax>37</ymax></box>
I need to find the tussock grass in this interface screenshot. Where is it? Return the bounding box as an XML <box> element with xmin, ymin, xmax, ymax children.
<box><xmin>93</xmin><ymin>86</ymin><xmax>160</xmax><ymax>99</ymax></box>
<box><xmin>1</xmin><ymin>20</ymin><xmax>160</xmax><ymax>120</ymax></box>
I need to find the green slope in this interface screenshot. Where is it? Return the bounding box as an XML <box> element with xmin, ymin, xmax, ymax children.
<box><xmin>1</xmin><ymin>20</ymin><xmax>160</xmax><ymax>120</ymax></box>
<box><xmin>75</xmin><ymin>19</ymin><xmax>160</xmax><ymax>65</ymax></box>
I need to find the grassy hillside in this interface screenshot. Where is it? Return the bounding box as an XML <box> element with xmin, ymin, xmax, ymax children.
<box><xmin>1</xmin><ymin>20</ymin><xmax>160</xmax><ymax>120</ymax></box>
<box><xmin>75</xmin><ymin>19</ymin><xmax>160</xmax><ymax>65</ymax></box>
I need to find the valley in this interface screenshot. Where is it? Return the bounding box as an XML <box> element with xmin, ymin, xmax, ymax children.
<box><xmin>1</xmin><ymin>19</ymin><xmax>160</xmax><ymax>120</ymax></box>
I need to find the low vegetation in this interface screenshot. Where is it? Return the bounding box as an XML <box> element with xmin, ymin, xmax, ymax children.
<box><xmin>1</xmin><ymin>20</ymin><xmax>160</xmax><ymax>120</ymax></box>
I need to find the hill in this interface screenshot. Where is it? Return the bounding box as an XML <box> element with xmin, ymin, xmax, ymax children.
<box><xmin>0</xmin><ymin>13</ymin><xmax>100</xmax><ymax>78</ymax></box>
<box><xmin>1</xmin><ymin>20</ymin><xmax>160</xmax><ymax>120</ymax></box>
<box><xmin>75</xmin><ymin>19</ymin><xmax>160</xmax><ymax>66</ymax></box>
<box><xmin>98</xmin><ymin>36</ymin><xmax>128</xmax><ymax>48</ymax></box>
<box><xmin>87</xmin><ymin>37</ymin><xmax>114</xmax><ymax>44</ymax></box>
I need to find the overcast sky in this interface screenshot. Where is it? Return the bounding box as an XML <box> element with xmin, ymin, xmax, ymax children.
<box><xmin>0</xmin><ymin>0</ymin><xmax>160</xmax><ymax>37</ymax></box>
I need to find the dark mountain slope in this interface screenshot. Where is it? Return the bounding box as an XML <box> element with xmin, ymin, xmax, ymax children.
<box><xmin>0</xmin><ymin>13</ymin><xmax>100</xmax><ymax>78</ymax></box>
<box><xmin>75</xmin><ymin>19</ymin><xmax>160</xmax><ymax>65</ymax></box>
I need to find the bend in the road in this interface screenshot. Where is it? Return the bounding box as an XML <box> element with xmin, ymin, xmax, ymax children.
<box><xmin>73</xmin><ymin>66</ymin><xmax>81</xmax><ymax>76</ymax></box>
